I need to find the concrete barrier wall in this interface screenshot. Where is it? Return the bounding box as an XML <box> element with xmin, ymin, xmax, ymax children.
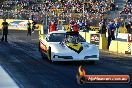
<box><xmin>109</xmin><ymin>40</ymin><xmax>118</xmax><ymax>52</ymax></box>
<box><xmin>0</xmin><ymin>19</ymin><xmax>41</xmax><ymax>30</ymax></box>
<box><xmin>118</xmin><ymin>41</ymin><xmax>128</xmax><ymax>54</ymax></box>
<box><xmin>79</xmin><ymin>31</ymin><xmax>96</xmax><ymax>43</ymax></box>
<box><xmin>109</xmin><ymin>40</ymin><xmax>131</xmax><ymax>54</ymax></box>
<box><xmin>99</xmin><ymin>34</ymin><xmax>107</xmax><ymax>49</ymax></box>
<box><xmin>131</xmin><ymin>43</ymin><xmax>132</xmax><ymax>55</ymax></box>
<box><xmin>80</xmin><ymin>32</ymin><xmax>108</xmax><ymax>49</ymax></box>
<box><xmin>109</xmin><ymin>33</ymin><xmax>132</xmax><ymax>54</ymax></box>
<box><xmin>80</xmin><ymin>31</ymin><xmax>132</xmax><ymax>55</ymax></box>
<box><xmin>106</xmin><ymin>33</ymin><xmax>130</xmax><ymax>40</ymax></box>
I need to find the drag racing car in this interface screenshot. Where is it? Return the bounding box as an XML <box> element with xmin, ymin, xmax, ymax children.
<box><xmin>38</xmin><ymin>30</ymin><xmax>99</xmax><ymax>63</ymax></box>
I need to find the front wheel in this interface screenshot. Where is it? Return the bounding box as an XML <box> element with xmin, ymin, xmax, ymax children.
<box><xmin>38</xmin><ymin>42</ymin><xmax>41</xmax><ymax>52</ymax></box>
<box><xmin>47</xmin><ymin>46</ymin><xmax>51</xmax><ymax>61</ymax></box>
<box><xmin>41</xmin><ymin>52</ymin><xmax>47</xmax><ymax>59</ymax></box>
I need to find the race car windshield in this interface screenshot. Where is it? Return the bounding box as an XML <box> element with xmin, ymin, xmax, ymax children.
<box><xmin>48</xmin><ymin>33</ymin><xmax>86</xmax><ymax>42</ymax></box>
<box><xmin>66</xmin><ymin>35</ymin><xmax>86</xmax><ymax>43</ymax></box>
<box><xmin>48</xmin><ymin>33</ymin><xmax>65</xmax><ymax>42</ymax></box>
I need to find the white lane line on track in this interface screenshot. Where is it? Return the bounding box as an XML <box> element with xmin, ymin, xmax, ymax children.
<box><xmin>0</xmin><ymin>66</ymin><xmax>19</xmax><ymax>88</ymax></box>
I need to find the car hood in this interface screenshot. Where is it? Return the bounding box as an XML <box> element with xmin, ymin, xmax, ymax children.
<box><xmin>49</xmin><ymin>42</ymin><xmax>70</xmax><ymax>53</ymax></box>
<box><xmin>48</xmin><ymin>42</ymin><xmax>98</xmax><ymax>55</ymax></box>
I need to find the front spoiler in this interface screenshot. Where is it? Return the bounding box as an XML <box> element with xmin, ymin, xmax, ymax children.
<box><xmin>51</xmin><ymin>58</ymin><xmax>99</xmax><ymax>62</ymax></box>
<box><xmin>40</xmin><ymin>49</ymin><xmax>99</xmax><ymax>62</ymax></box>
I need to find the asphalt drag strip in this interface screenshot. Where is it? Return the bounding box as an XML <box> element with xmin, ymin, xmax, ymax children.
<box><xmin>0</xmin><ymin>30</ymin><xmax>132</xmax><ymax>88</ymax></box>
